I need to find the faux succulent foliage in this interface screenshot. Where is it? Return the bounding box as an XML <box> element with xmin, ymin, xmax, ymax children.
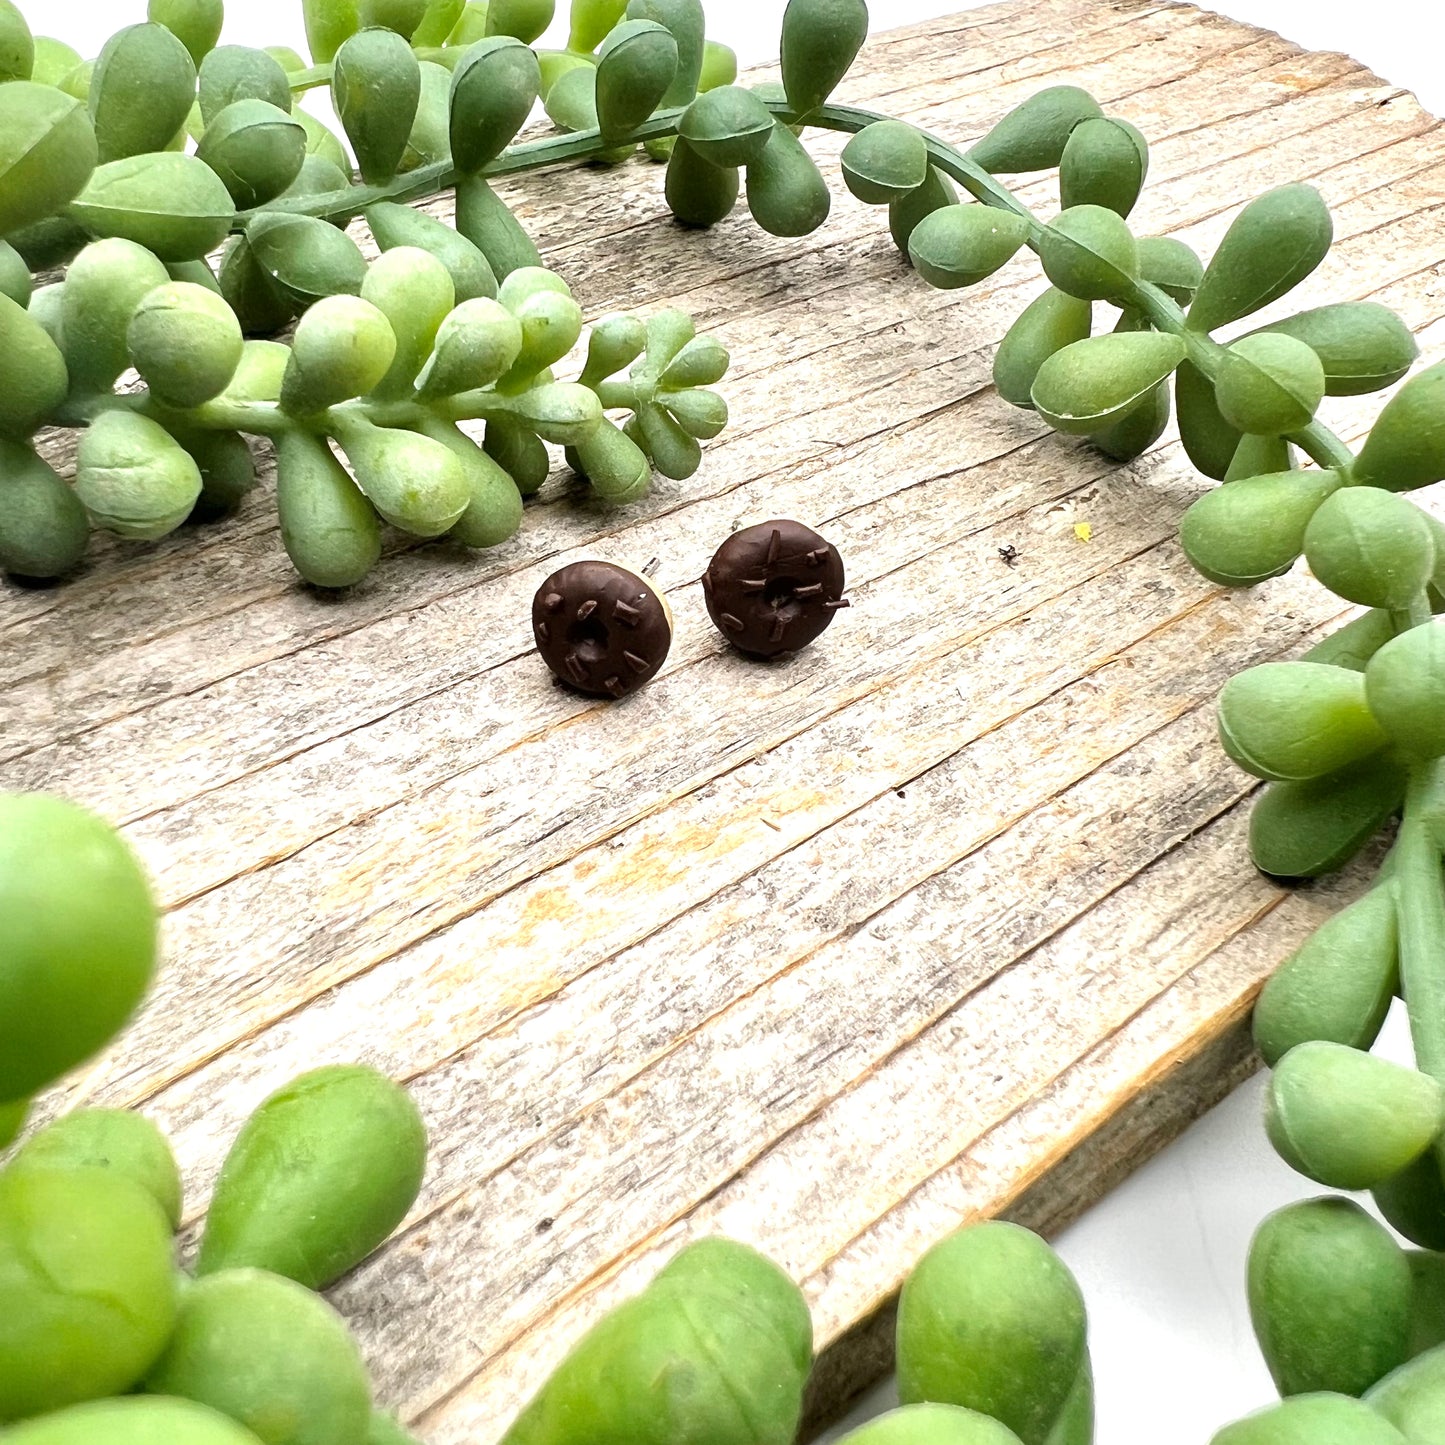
<box><xmin>3</xmin><ymin>0</ymin><xmax>1445</xmax><ymax>1438</ymax></box>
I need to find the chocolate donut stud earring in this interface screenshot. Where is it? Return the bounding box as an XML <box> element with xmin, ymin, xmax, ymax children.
<box><xmin>702</xmin><ymin>519</ymin><xmax>848</xmax><ymax>658</ymax></box>
<box><xmin>532</xmin><ymin>560</ymin><xmax>673</xmax><ymax>699</ymax></box>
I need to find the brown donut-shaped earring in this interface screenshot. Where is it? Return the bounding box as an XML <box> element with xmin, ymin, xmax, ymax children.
<box><xmin>532</xmin><ymin>560</ymin><xmax>673</xmax><ymax>699</ymax></box>
<box><xmin>703</xmin><ymin>519</ymin><xmax>848</xmax><ymax>658</ymax></box>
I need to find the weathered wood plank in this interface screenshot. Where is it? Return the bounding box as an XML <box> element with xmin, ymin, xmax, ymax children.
<box><xmin>5</xmin><ymin>2</ymin><xmax>1443</xmax><ymax>1439</ymax></box>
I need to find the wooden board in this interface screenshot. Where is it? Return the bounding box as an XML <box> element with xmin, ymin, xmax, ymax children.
<box><xmin>5</xmin><ymin>0</ymin><xmax>1444</xmax><ymax>1436</ymax></box>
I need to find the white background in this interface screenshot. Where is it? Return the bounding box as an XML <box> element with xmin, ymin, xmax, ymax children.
<box><xmin>48</xmin><ymin>1</ymin><xmax>1445</xmax><ymax>1441</ymax></box>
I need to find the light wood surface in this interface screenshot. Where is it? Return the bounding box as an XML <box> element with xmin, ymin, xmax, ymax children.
<box><xmin>5</xmin><ymin>0</ymin><xmax>1443</xmax><ymax>1436</ymax></box>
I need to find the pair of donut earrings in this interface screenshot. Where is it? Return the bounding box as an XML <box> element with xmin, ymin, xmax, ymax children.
<box><xmin>531</xmin><ymin>519</ymin><xmax>849</xmax><ymax>700</ymax></box>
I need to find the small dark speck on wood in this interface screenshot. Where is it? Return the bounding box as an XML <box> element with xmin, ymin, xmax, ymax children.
<box><xmin>535</xmin><ymin>1217</ymin><xmax>554</xmax><ymax>1234</ymax></box>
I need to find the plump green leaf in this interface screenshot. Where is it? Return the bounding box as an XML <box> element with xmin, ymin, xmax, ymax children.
<box><xmin>360</xmin><ymin>0</ymin><xmax>430</xmax><ymax>34</ymax></box>
<box><xmin>63</xmin><ymin>237</ymin><xmax>175</xmax><ymax>395</ymax></box>
<box><xmin>908</xmin><ymin>203</ymin><xmax>1028</xmax><ymax>289</ymax></box>
<box><xmin>1253</xmin><ymin>885</ymin><xmax>1398</xmax><ymax>1066</ymax></box>
<box><xmin>1037</xmin><ymin>203</ymin><xmax>1137</xmax><ymax>301</ymax></box>
<box><xmin>1224</xmin><ymin>432</ymin><xmax>1293</xmax><ymax>482</ymax></box>
<box><xmin>197</xmin><ymin>1065</ymin><xmax>428</xmax><ymax>1284</ymax></box>
<box><xmin>1030</xmin><ymin>330</ymin><xmax>1184</xmax><ymax>434</ymax></box>
<box><xmin>968</xmin><ymin>85</ymin><xmax>1103</xmax><ymax>173</ymax></box>
<box><xmin>1215</xmin><ymin>332</ymin><xmax>1325</xmax><ymax>435</ymax></box>
<box><xmin>146</xmin><ymin>1268</ymin><xmax>372</xmax><ymax>1445</ymax></box>
<box><xmin>625</xmin><ymin>0</ymin><xmax>704</xmax><ymax>107</ymax></box>
<box><xmin>499</xmin><ymin>1237</ymin><xmax>810</xmax><ymax>1445</ymax></box>
<box><xmin>699</xmin><ymin>38</ymin><xmax>737</xmax><ymax>91</ymax></box>
<box><xmin>0</xmin><ymin>292</ymin><xmax>67</xmax><ymax>436</ymax></box>
<box><xmin>1249</xmin><ymin>749</ymin><xmax>1407</xmax><ymax>879</ymax></box>
<box><xmin>889</xmin><ymin>163</ymin><xmax>957</xmax><ymax>257</ymax></box>
<box><xmin>450</xmin><ymin>36</ymin><xmax>542</xmax><ymax>173</ymax></box>
<box><xmin>302</xmin><ymin>0</ymin><xmax>361</xmax><ymax>62</ymax></box>
<box><xmin>1365</xmin><ymin>621</ymin><xmax>1445</xmax><ymax>760</ymax></box>
<box><xmin>898</xmin><ymin>1222</ymin><xmax>1086</xmax><ymax>1445</ymax></box>
<box><xmin>412</xmin><ymin>413</ymin><xmax>522</xmax><ymax>546</ymax></box>
<box><xmin>218</xmin><ymin>236</ymin><xmax>297</xmax><ymax>334</ymax></box>
<box><xmin>245</xmin><ymin>209</ymin><xmax>367</xmax><ymax>302</ymax></box>
<box><xmin>278</xmin><ymin>427</ymin><xmax>384</xmax><ymax>586</ymax></box>
<box><xmin>75</xmin><ymin>409</ymin><xmax>203</xmax><ymax>539</ymax></box>
<box><xmin>1179</xmin><ymin>467</ymin><xmax>1342</xmax><ymax>586</ymax></box>
<box><xmin>70</xmin><ymin>153</ymin><xmax>235</xmax><ymax>261</ymax></box>
<box><xmin>1368</xmin><ymin>1344</ymin><xmax>1445</xmax><ymax>1445</ymax></box>
<box><xmin>4</xmin><ymin>1398</ymin><xmax>271</xmax><ymax>1445</ymax></box>
<box><xmin>454</xmin><ymin>173</ymin><xmax>542</xmax><ymax>279</ymax></box>
<box><xmin>415</xmin><ymin>295</ymin><xmax>523</xmax><ymax>396</ymax></box>
<box><xmin>0</xmin><ymin>1169</ymin><xmax>178</xmax><ymax>1422</ymax></box>
<box><xmin>1256</xmin><ymin>302</ymin><xmax>1417</xmax><ymax>396</ymax></box>
<box><xmin>1187</xmin><ymin>183</ymin><xmax>1333</xmax><ymax>333</ymax></box>
<box><xmin>148</xmin><ymin>0</ymin><xmax>224</xmax><ymax>65</ymax></box>
<box><xmin>538</xmin><ymin>47</ymin><xmax>594</xmax><ymax>99</ymax></box>
<box><xmin>1058</xmin><ymin>115</ymin><xmax>1147</xmax><ymax>217</ymax></box>
<box><xmin>1174</xmin><ymin>359</ymin><xmax>1241</xmax><ymax>480</ymax></box>
<box><xmin>482</xmin><ymin>0</ymin><xmax>552</xmax><ymax>40</ymax></box>
<box><xmin>443</xmin><ymin>0</ymin><xmax>490</xmax><ymax>47</ymax></box>
<box><xmin>1267</xmin><ymin>1042</ymin><xmax>1444</xmax><ymax>1191</ymax></box>
<box><xmin>1249</xmin><ymin>1197</ymin><xmax>1411</xmax><ymax>1399</ymax></box>
<box><xmin>199</xmin><ymin>44</ymin><xmax>292</xmax><ymax>125</ymax></box>
<box><xmin>1136</xmin><ymin>234</ymin><xmax>1203</xmax><ymax>303</ymax></box>
<box><xmin>568</xmin><ymin>415</ymin><xmax>650</xmax><ymax>501</ymax></box>
<box><xmin>295</xmin><ymin>104</ymin><xmax>353</xmax><ymax>174</ymax></box>
<box><xmin>779</xmin><ymin>0</ymin><xmax>867</xmax><ymax>117</ymax></box>
<box><xmin>1303</xmin><ymin>487</ymin><xmax>1436</xmax><ymax>610</ymax></box>
<box><xmin>367</xmin><ymin>199</ymin><xmax>498</xmax><ymax>300</ymax></box>
<box><xmin>90</xmin><ymin>23</ymin><xmax>197</xmax><ymax>164</ymax></box>
<box><xmin>196</xmin><ymin>98</ymin><xmax>308</xmax><ymax>207</ymax></box>
<box><xmin>664</xmin><ymin>135</ymin><xmax>739</xmax><ymax>226</ymax></box>
<box><xmin>746</xmin><ymin>119</ymin><xmax>830</xmax><ymax>237</ymax></box>
<box><xmin>400</xmin><ymin>59</ymin><xmax>453</xmax><ymax>169</ymax></box>
<box><xmin>275</xmin><ymin>151</ymin><xmax>355</xmax><ymax>221</ymax></box>
<box><xmin>0</xmin><ymin>438</ymin><xmax>87</xmax><ymax>579</ymax></box>
<box><xmin>0</xmin><ymin>0</ymin><xmax>33</xmax><ymax>82</ymax></box>
<box><xmin>836</xmin><ymin>1405</ymin><xmax>1025</xmax><ymax>1445</ymax></box>
<box><xmin>484</xmin><ymin>415</ymin><xmax>549</xmax><ymax>493</ymax></box>
<box><xmin>1353</xmin><ymin>360</ymin><xmax>1445</xmax><ymax>493</ymax></box>
<box><xmin>29</xmin><ymin>36</ymin><xmax>82</xmax><ymax>88</ymax></box>
<box><xmin>1088</xmin><ymin>379</ymin><xmax>1169</xmax><ymax>462</ymax></box>
<box><xmin>414</xmin><ymin>0</ymin><xmax>467</xmax><ymax>46</ymax></box>
<box><xmin>594</xmin><ymin>20</ymin><xmax>676</xmax><ymax>143</ymax></box>
<box><xmin>180</xmin><ymin>427</ymin><xmax>258</xmax><ymax>520</ymax></box>
<box><xmin>1376</xmin><ymin>1155</ymin><xmax>1445</xmax><ymax>1253</ymax></box>
<box><xmin>127</xmin><ymin>280</ymin><xmax>243</xmax><ymax>408</ymax></box>
<box><xmin>334</xmin><ymin>26</ymin><xmax>422</xmax><ymax>184</ymax></box>
<box><xmin>1211</xmin><ymin>1395</ymin><xmax>1408</xmax><ymax>1445</ymax></box>
<box><xmin>1218</xmin><ymin>661</ymin><xmax>1388</xmax><ymax>783</ymax></box>
<box><xmin>280</xmin><ymin>294</ymin><xmax>397</xmax><ymax>414</ymax></box>
<box><xmin>679</xmin><ymin>84</ymin><xmax>773</xmax><ymax>167</ymax></box>
<box><xmin>662</xmin><ymin>385</ymin><xmax>726</xmax><ymax>438</ymax></box>
<box><xmin>0</xmin><ymin>82</ymin><xmax>98</xmax><ymax>239</ymax></box>
<box><xmin>9</xmin><ymin>1108</ymin><xmax>181</xmax><ymax>1229</ymax></box>
<box><xmin>841</xmin><ymin>119</ymin><xmax>929</xmax><ymax>205</ymax></box>
<box><xmin>361</xmin><ymin>244</ymin><xmax>455</xmax><ymax>397</ymax></box>
<box><xmin>658</xmin><ymin>334</ymin><xmax>728</xmax><ymax>388</ymax></box>
<box><xmin>994</xmin><ymin>286</ymin><xmax>1092</xmax><ymax>409</ymax></box>
<box><xmin>333</xmin><ymin>413</ymin><xmax>471</xmax><ymax>533</ymax></box>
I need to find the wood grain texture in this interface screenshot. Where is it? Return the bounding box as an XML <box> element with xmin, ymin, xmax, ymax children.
<box><xmin>5</xmin><ymin>0</ymin><xmax>1444</xmax><ymax>1438</ymax></box>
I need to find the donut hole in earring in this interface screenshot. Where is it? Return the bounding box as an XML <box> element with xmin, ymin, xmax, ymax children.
<box><xmin>567</xmin><ymin>613</ymin><xmax>610</xmax><ymax>662</ymax></box>
<box><xmin>764</xmin><ymin>575</ymin><xmax>803</xmax><ymax>618</ymax></box>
